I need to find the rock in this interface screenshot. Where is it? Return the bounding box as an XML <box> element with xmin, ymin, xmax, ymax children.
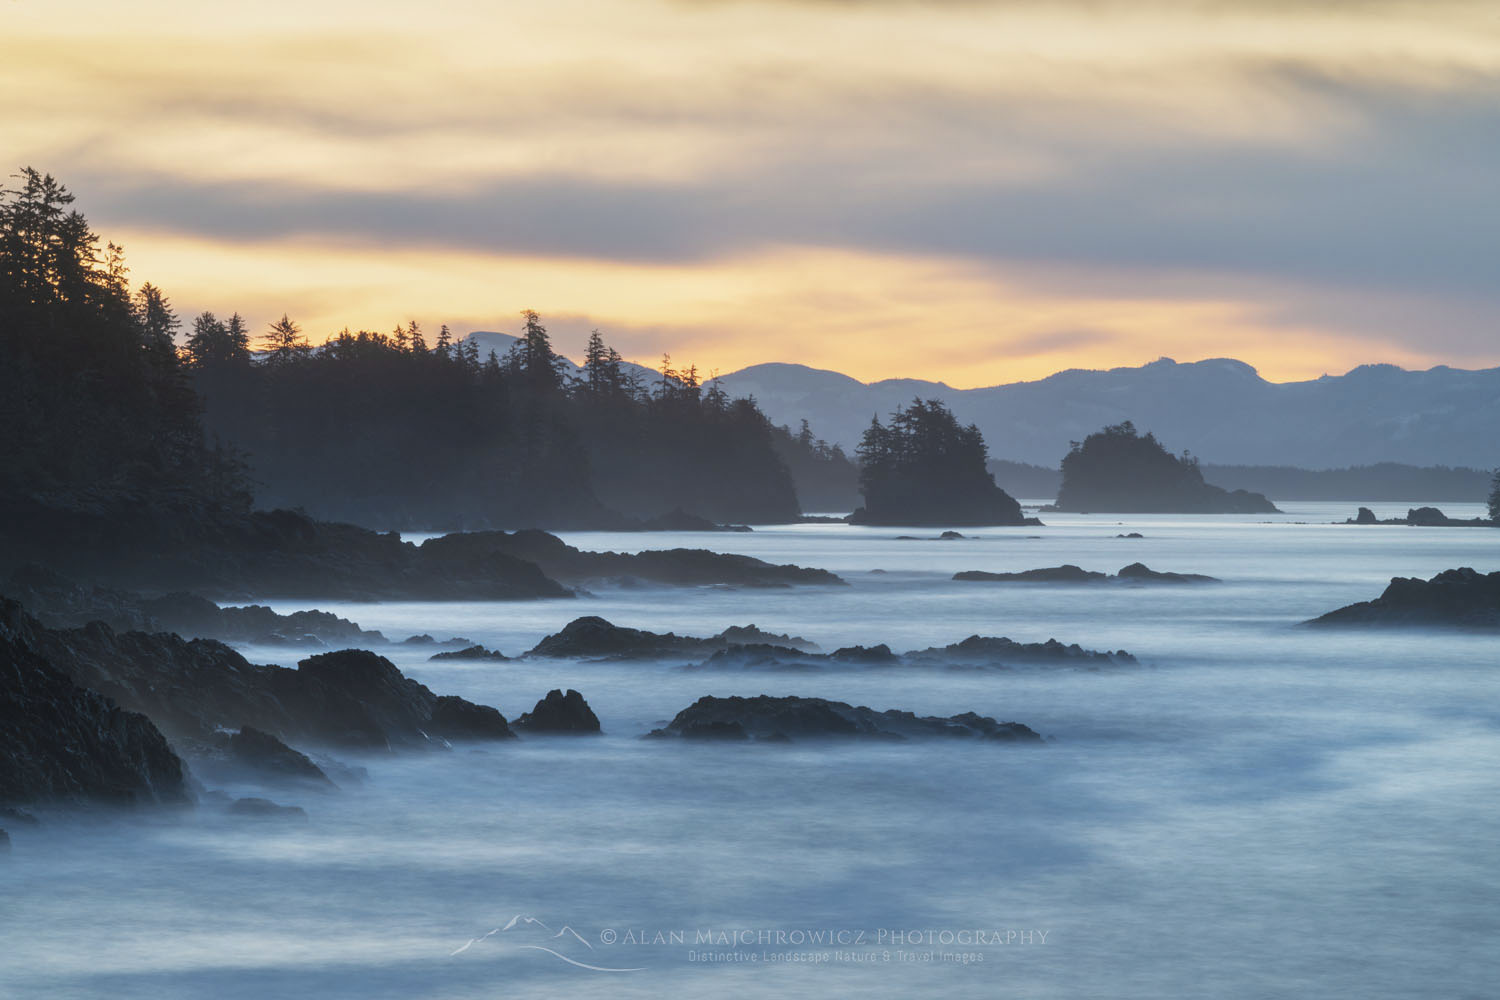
<box><xmin>20</xmin><ymin>603</ymin><xmax>512</xmax><ymax>749</ymax></box>
<box><xmin>513</xmin><ymin>689</ymin><xmax>601</xmax><ymax>733</ymax></box>
<box><xmin>1</xmin><ymin>599</ymin><xmax>190</xmax><ymax>808</ymax></box>
<box><xmin>1115</xmin><ymin>563</ymin><xmax>1218</xmax><ymax>584</ymax></box>
<box><xmin>429</xmin><ymin>645</ymin><xmax>510</xmax><ymax>662</ymax></box>
<box><xmin>939</xmin><ymin>531</ymin><xmax>966</xmax><ymax>539</ymax></box>
<box><xmin>1050</xmin><ymin>421</ymin><xmax>1279</xmax><ymax>514</ymax></box>
<box><xmin>228</xmin><ymin>797</ymin><xmax>307</xmax><ymax>820</ymax></box>
<box><xmin>954</xmin><ymin>563</ymin><xmax>1216</xmax><ymax>584</ymax></box>
<box><xmin>420</xmin><ymin>529</ymin><xmax>843</xmax><ymax>589</ymax></box>
<box><xmin>428</xmin><ymin>696</ymin><xmax>515</xmax><ymax>740</ymax></box>
<box><xmin>1305</xmin><ymin>567</ymin><xmax>1500</xmax><ymax>629</ymax></box>
<box><xmin>1116</xmin><ymin>532</ymin><xmax>1145</xmax><ymax>538</ymax></box>
<box><xmin>400</xmin><ymin>634</ymin><xmax>439</xmax><ymax>646</ymax></box>
<box><xmin>955</xmin><ymin>565</ymin><xmax>1107</xmax><ymax>583</ymax></box>
<box><xmin>526</xmin><ymin>616</ymin><xmax>817</xmax><ymax>661</ymax></box>
<box><xmin>651</xmin><ymin>695</ymin><xmax>1043</xmax><ymax>743</ymax></box>
<box><xmin>1354</xmin><ymin>507</ymin><xmax>1378</xmax><ymax>524</ymax></box>
<box><xmin>226</xmin><ymin>727</ymin><xmax>333</xmax><ymax>785</ymax></box>
<box><xmin>0</xmin><ymin>828</ymin><xmax>8</xmax><ymax>851</ymax></box>
<box><xmin>693</xmin><ymin>632</ymin><xmax>1133</xmax><ymax>672</ymax></box>
<box><xmin>1343</xmin><ymin>506</ymin><xmax>1492</xmax><ymax>527</ymax></box>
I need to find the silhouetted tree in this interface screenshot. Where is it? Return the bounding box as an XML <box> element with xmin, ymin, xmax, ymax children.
<box><xmin>1488</xmin><ymin>469</ymin><xmax>1500</xmax><ymax>522</ymax></box>
<box><xmin>262</xmin><ymin>314</ymin><xmax>309</xmax><ymax>363</ymax></box>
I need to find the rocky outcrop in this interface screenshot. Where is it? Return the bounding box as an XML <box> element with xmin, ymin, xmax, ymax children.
<box><xmin>1051</xmin><ymin>421</ymin><xmax>1279</xmax><ymax>514</ymax></box>
<box><xmin>954</xmin><ymin>563</ymin><xmax>1217</xmax><ymax>584</ymax></box>
<box><xmin>19</xmin><ymin>607</ymin><xmax>513</xmax><ymax>749</ymax></box>
<box><xmin>648</xmin><ymin>695</ymin><xmax>1042</xmax><ymax>743</ymax></box>
<box><xmin>429</xmin><ymin>645</ymin><xmax>510</xmax><ymax>662</ymax></box>
<box><xmin>229</xmin><ymin>797</ymin><xmax>307</xmax><ymax>820</ymax></box>
<box><xmin>1</xmin><ymin>599</ymin><xmax>190</xmax><ymax>807</ymax></box>
<box><xmin>513</xmin><ymin>689</ymin><xmax>601</xmax><ymax>733</ymax></box>
<box><xmin>1305</xmin><ymin>568</ymin><xmax>1500</xmax><ymax>629</ymax></box>
<box><xmin>223</xmin><ymin>727</ymin><xmax>333</xmax><ymax>785</ymax></box>
<box><xmin>692</xmin><ymin>633</ymin><xmax>1132</xmax><ymax>672</ymax></box>
<box><xmin>526</xmin><ymin>616</ymin><xmax>819</xmax><ymax>661</ymax></box>
<box><xmin>1342</xmin><ymin>507</ymin><xmax>1494</xmax><ymax>527</ymax></box>
<box><xmin>419</xmin><ymin>530</ymin><xmax>844</xmax><ymax>589</ymax></box>
<box><xmin>428</xmin><ymin>696</ymin><xmax>515</xmax><ymax>740</ymax></box>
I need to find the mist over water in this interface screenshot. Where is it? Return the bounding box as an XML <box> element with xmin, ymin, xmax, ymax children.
<box><xmin>4</xmin><ymin>503</ymin><xmax>1498</xmax><ymax>998</ymax></box>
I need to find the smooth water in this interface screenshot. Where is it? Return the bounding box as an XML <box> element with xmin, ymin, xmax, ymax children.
<box><xmin>4</xmin><ymin>502</ymin><xmax>1499</xmax><ymax>998</ymax></box>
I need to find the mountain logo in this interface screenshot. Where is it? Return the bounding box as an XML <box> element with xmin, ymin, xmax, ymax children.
<box><xmin>450</xmin><ymin>915</ymin><xmax>644</xmax><ymax>973</ymax></box>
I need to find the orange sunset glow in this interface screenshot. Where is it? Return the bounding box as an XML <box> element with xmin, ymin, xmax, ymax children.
<box><xmin>7</xmin><ymin>0</ymin><xmax>1500</xmax><ymax>386</ymax></box>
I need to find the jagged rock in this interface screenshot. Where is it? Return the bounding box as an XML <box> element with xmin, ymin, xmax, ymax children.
<box><xmin>526</xmin><ymin>616</ymin><xmax>817</xmax><ymax>661</ymax></box>
<box><xmin>955</xmin><ymin>563</ymin><xmax>1216</xmax><ymax>584</ymax></box>
<box><xmin>694</xmin><ymin>633</ymin><xmax>1132</xmax><ymax>672</ymax></box>
<box><xmin>0</xmin><ymin>599</ymin><xmax>190</xmax><ymax>807</ymax></box>
<box><xmin>1343</xmin><ymin>506</ymin><xmax>1493</xmax><ymax>527</ymax></box>
<box><xmin>428</xmin><ymin>696</ymin><xmax>515</xmax><ymax>740</ymax></box>
<box><xmin>2</xmin><ymin>567</ymin><xmax>387</xmax><ymax>645</ymax></box>
<box><xmin>420</xmin><ymin>530</ymin><xmax>843</xmax><ymax>589</ymax></box>
<box><xmin>226</xmin><ymin>727</ymin><xmax>333</xmax><ymax>785</ymax></box>
<box><xmin>229</xmin><ymin>797</ymin><xmax>307</xmax><ymax>820</ymax></box>
<box><xmin>513</xmin><ymin>689</ymin><xmax>601</xmax><ymax>733</ymax></box>
<box><xmin>1117</xmin><ymin>532</ymin><xmax>1145</xmax><ymax>538</ymax></box>
<box><xmin>18</xmin><ymin>605</ymin><xmax>512</xmax><ymax>749</ymax></box>
<box><xmin>429</xmin><ymin>645</ymin><xmax>510</xmax><ymax>662</ymax></box>
<box><xmin>1354</xmin><ymin>507</ymin><xmax>1378</xmax><ymax>524</ymax></box>
<box><xmin>1305</xmin><ymin>568</ymin><xmax>1500</xmax><ymax>629</ymax></box>
<box><xmin>679</xmin><ymin>720</ymin><xmax>749</xmax><ymax>740</ymax></box>
<box><xmin>649</xmin><ymin>695</ymin><xmax>1042</xmax><ymax>743</ymax></box>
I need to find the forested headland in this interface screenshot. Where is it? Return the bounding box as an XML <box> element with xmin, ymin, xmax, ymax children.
<box><xmin>0</xmin><ymin>170</ymin><xmax>850</xmax><ymax>557</ymax></box>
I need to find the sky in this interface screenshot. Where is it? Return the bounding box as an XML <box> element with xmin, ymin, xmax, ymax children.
<box><xmin>5</xmin><ymin>0</ymin><xmax>1500</xmax><ymax>387</ymax></box>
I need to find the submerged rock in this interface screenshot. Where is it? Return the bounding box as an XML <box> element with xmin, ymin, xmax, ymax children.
<box><xmin>513</xmin><ymin>689</ymin><xmax>601</xmax><ymax>733</ymax></box>
<box><xmin>649</xmin><ymin>695</ymin><xmax>1042</xmax><ymax>743</ymax></box>
<box><xmin>1305</xmin><ymin>567</ymin><xmax>1500</xmax><ymax>629</ymax></box>
<box><xmin>228</xmin><ymin>797</ymin><xmax>307</xmax><ymax>820</ymax></box>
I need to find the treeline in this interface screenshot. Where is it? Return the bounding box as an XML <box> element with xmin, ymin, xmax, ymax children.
<box><xmin>0</xmin><ymin>169</ymin><xmax>251</xmax><ymax>557</ymax></box>
<box><xmin>188</xmin><ymin>310</ymin><xmax>838</xmax><ymax>527</ymax></box>
<box><xmin>0</xmin><ymin>169</ymin><xmax>849</xmax><ymax>541</ymax></box>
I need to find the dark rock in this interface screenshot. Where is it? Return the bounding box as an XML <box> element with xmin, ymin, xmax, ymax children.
<box><xmin>428</xmin><ymin>696</ymin><xmax>515</xmax><ymax>740</ymax></box>
<box><xmin>226</xmin><ymin>727</ymin><xmax>333</xmax><ymax>785</ymax></box>
<box><xmin>20</xmin><ymin>605</ymin><xmax>512</xmax><ymax>749</ymax></box>
<box><xmin>653</xmin><ymin>695</ymin><xmax>1043</xmax><ymax>743</ymax></box>
<box><xmin>939</xmin><ymin>530</ymin><xmax>965</xmax><ymax>539</ymax></box>
<box><xmin>678</xmin><ymin>720</ymin><xmax>749</xmax><ymax>740</ymax></box>
<box><xmin>526</xmin><ymin>616</ymin><xmax>817</xmax><ymax>661</ymax></box>
<box><xmin>429</xmin><ymin>645</ymin><xmax>510</xmax><ymax>662</ymax></box>
<box><xmin>1305</xmin><ymin>567</ymin><xmax>1500</xmax><ymax>629</ymax></box>
<box><xmin>1115</xmin><ymin>562</ymin><xmax>1218</xmax><ymax>584</ymax></box>
<box><xmin>1050</xmin><ymin>422</ymin><xmax>1279</xmax><ymax>514</ymax></box>
<box><xmin>1343</xmin><ymin>506</ymin><xmax>1492</xmax><ymax>527</ymax></box>
<box><xmin>0</xmin><ymin>828</ymin><xmax>8</xmax><ymax>851</ymax></box>
<box><xmin>0</xmin><ymin>599</ymin><xmax>190</xmax><ymax>807</ymax></box>
<box><xmin>955</xmin><ymin>563</ymin><xmax>1216</xmax><ymax>584</ymax></box>
<box><xmin>424</xmin><ymin>529</ymin><xmax>843</xmax><ymax>589</ymax></box>
<box><xmin>1117</xmin><ymin>532</ymin><xmax>1145</xmax><ymax>538</ymax></box>
<box><xmin>513</xmin><ymin>689</ymin><xmax>601</xmax><ymax>733</ymax></box>
<box><xmin>1354</xmin><ymin>507</ymin><xmax>1378</xmax><ymax>524</ymax></box>
<box><xmin>228</xmin><ymin>797</ymin><xmax>307</xmax><ymax>820</ymax></box>
<box><xmin>400</xmin><ymin>634</ymin><xmax>439</xmax><ymax>646</ymax></box>
<box><xmin>955</xmin><ymin>565</ymin><xmax>1108</xmax><ymax>583</ymax></box>
<box><xmin>693</xmin><ymin>633</ymin><xmax>1133</xmax><ymax>672</ymax></box>
<box><xmin>1405</xmin><ymin>506</ymin><xmax>1450</xmax><ymax>526</ymax></box>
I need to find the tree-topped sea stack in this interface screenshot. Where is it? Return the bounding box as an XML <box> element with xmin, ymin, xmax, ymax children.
<box><xmin>1052</xmin><ymin>421</ymin><xmax>1279</xmax><ymax>514</ymax></box>
<box><xmin>849</xmin><ymin>399</ymin><xmax>1029</xmax><ymax>526</ymax></box>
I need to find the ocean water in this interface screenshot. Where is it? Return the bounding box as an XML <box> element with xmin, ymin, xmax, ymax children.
<box><xmin>4</xmin><ymin>502</ymin><xmax>1499</xmax><ymax>999</ymax></box>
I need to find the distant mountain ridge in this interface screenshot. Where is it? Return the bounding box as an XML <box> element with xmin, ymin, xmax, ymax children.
<box><xmin>712</xmin><ymin>357</ymin><xmax>1500</xmax><ymax>469</ymax></box>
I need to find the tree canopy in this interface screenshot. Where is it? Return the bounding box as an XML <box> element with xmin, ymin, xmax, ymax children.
<box><xmin>850</xmin><ymin>398</ymin><xmax>1024</xmax><ymax>525</ymax></box>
